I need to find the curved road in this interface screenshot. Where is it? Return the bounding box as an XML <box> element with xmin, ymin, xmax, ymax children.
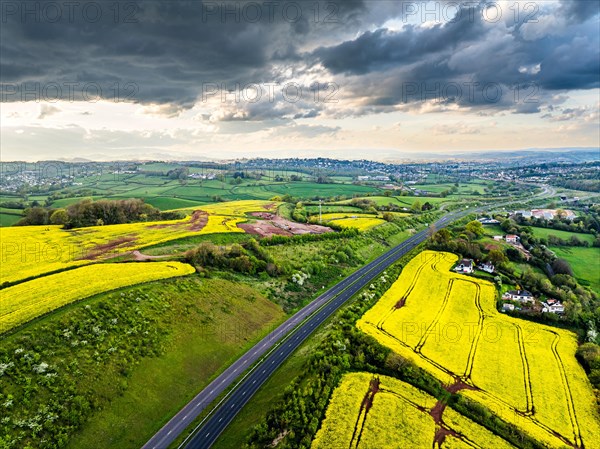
<box><xmin>142</xmin><ymin>210</ymin><xmax>464</xmax><ymax>449</ymax></box>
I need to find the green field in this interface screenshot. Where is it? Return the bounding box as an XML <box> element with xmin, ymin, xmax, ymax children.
<box><xmin>530</xmin><ymin>226</ymin><xmax>596</xmax><ymax>245</ymax></box>
<box><xmin>551</xmin><ymin>246</ymin><xmax>600</xmax><ymax>293</ymax></box>
<box><xmin>0</xmin><ymin>212</ymin><xmax>21</xmax><ymax>226</ymax></box>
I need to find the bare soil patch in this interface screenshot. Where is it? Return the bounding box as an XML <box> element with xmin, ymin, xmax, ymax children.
<box><xmin>188</xmin><ymin>210</ymin><xmax>209</xmax><ymax>231</ymax></box>
<box><xmin>239</xmin><ymin>212</ymin><xmax>333</xmax><ymax>238</ymax></box>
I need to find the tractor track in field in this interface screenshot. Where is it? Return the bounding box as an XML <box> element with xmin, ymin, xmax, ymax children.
<box><xmin>514</xmin><ymin>324</ymin><xmax>535</xmax><ymax>415</ymax></box>
<box><xmin>375</xmin><ymin>255</ymin><xmax>435</xmax><ymax>328</ymax></box>
<box><xmin>348</xmin><ymin>377</ymin><xmax>380</xmax><ymax>449</ymax></box>
<box><xmin>414</xmin><ymin>279</ymin><xmax>454</xmax><ymax>353</ymax></box>
<box><xmin>549</xmin><ymin>331</ymin><xmax>584</xmax><ymax>448</ymax></box>
<box><xmin>461</xmin><ymin>280</ymin><xmax>484</xmax><ymax>381</ymax></box>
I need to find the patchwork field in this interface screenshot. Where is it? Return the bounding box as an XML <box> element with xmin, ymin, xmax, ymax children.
<box><xmin>312</xmin><ymin>373</ymin><xmax>516</xmax><ymax>449</ymax></box>
<box><xmin>0</xmin><ymin>200</ymin><xmax>276</xmax><ymax>284</ymax></box>
<box><xmin>357</xmin><ymin>251</ymin><xmax>600</xmax><ymax>449</ymax></box>
<box><xmin>0</xmin><ymin>261</ymin><xmax>195</xmax><ymax>333</ymax></box>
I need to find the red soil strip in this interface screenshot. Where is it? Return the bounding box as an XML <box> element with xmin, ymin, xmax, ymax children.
<box><xmin>146</xmin><ymin>210</ymin><xmax>208</xmax><ymax>232</ymax></box>
<box><xmin>364</xmin><ymin>377</ymin><xmax>381</xmax><ymax>412</ymax></box>
<box><xmin>445</xmin><ymin>379</ymin><xmax>478</xmax><ymax>394</ymax></box>
<box><xmin>81</xmin><ymin>236</ymin><xmax>138</xmax><ymax>260</ymax></box>
<box><xmin>433</xmin><ymin>425</ymin><xmax>461</xmax><ymax>447</ymax></box>
<box><xmin>394</xmin><ymin>298</ymin><xmax>406</xmax><ymax>309</ymax></box>
<box><xmin>188</xmin><ymin>210</ymin><xmax>209</xmax><ymax>231</ymax></box>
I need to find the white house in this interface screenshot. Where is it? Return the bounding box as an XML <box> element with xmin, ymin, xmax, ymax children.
<box><xmin>493</xmin><ymin>235</ymin><xmax>503</xmax><ymax>241</ymax></box>
<box><xmin>455</xmin><ymin>259</ymin><xmax>474</xmax><ymax>274</ymax></box>
<box><xmin>502</xmin><ymin>290</ymin><xmax>535</xmax><ymax>303</ymax></box>
<box><xmin>479</xmin><ymin>262</ymin><xmax>495</xmax><ymax>274</ymax></box>
<box><xmin>505</xmin><ymin>235</ymin><xmax>519</xmax><ymax>244</ymax></box>
<box><xmin>542</xmin><ymin>299</ymin><xmax>565</xmax><ymax>314</ymax></box>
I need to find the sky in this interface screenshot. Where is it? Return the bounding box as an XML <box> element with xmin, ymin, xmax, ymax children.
<box><xmin>1</xmin><ymin>0</ymin><xmax>599</xmax><ymax>161</ymax></box>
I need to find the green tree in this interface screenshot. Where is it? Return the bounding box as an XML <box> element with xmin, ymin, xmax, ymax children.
<box><xmin>487</xmin><ymin>249</ymin><xmax>508</xmax><ymax>266</ymax></box>
<box><xmin>49</xmin><ymin>208</ymin><xmax>68</xmax><ymax>225</ymax></box>
<box><xmin>465</xmin><ymin>220</ymin><xmax>484</xmax><ymax>237</ymax></box>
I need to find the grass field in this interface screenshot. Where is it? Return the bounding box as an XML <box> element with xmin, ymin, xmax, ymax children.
<box><xmin>312</xmin><ymin>372</ymin><xmax>516</xmax><ymax>449</ymax></box>
<box><xmin>0</xmin><ymin>200</ymin><xmax>274</xmax><ymax>284</ymax></box>
<box><xmin>357</xmin><ymin>251</ymin><xmax>600</xmax><ymax>448</ymax></box>
<box><xmin>0</xmin><ymin>261</ymin><xmax>195</xmax><ymax>333</ymax></box>
<box><xmin>550</xmin><ymin>246</ymin><xmax>600</xmax><ymax>293</ymax></box>
<box><xmin>0</xmin><ymin>212</ymin><xmax>21</xmax><ymax>226</ymax></box>
<box><xmin>529</xmin><ymin>227</ymin><xmax>596</xmax><ymax>245</ymax></box>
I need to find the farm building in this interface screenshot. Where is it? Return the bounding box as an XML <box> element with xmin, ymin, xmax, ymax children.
<box><xmin>455</xmin><ymin>259</ymin><xmax>474</xmax><ymax>274</ymax></box>
<box><xmin>502</xmin><ymin>290</ymin><xmax>535</xmax><ymax>303</ymax></box>
<box><xmin>502</xmin><ymin>303</ymin><xmax>515</xmax><ymax>312</ymax></box>
<box><xmin>542</xmin><ymin>299</ymin><xmax>565</xmax><ymax>314</ymax></box>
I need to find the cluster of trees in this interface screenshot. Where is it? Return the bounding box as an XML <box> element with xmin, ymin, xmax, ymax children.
<box><xmin>15</xmin><ymin>199</ymin><xmax>183</xmax><ymax>228</ymax></box>
<box><xmin>576</xmin><ymin>343</ymin><xmax>600</xmax><ymax>402</ymax></box>
<box><xmin>186</xmin><ymin>239</ymin><xmax>279</xmax><ymax>276</ymax></box>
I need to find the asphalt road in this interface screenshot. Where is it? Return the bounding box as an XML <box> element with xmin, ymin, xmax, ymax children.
<box><xmin>144</xmin><ymin>210</ymin><xmax>464</xmax><ymax>449</ymax></box>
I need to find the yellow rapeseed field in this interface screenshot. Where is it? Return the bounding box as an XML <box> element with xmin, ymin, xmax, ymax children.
<box><xmin>0</xmin><ymin>200</ymin><xmax>273</xmax><ymax>284</ymax></box>
<box><xmin>311</xmin><ymin>372</ymin><xmax>516</xmax><ymax>449</ymax></box>
<box><xmin>172</xmin><ymin>199</ymin><xmax>277</xmax><ymax>216</ymax></box>
<box><xmin>0</xmin><ymin>261</ymin><xmax>195</xmax><ymax>333</ymax></box>
<box><xmin>357</xmin><ymin>250</ymin><xmax>600</xmax><ymax>449</ymax></box>
<box><xmin>326</xmin><ymin>217</ymin><xmax>386</xmax><ymax>231</ymax></box>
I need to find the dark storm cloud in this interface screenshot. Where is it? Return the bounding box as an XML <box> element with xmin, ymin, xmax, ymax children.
<box><xmin>1</xmin><ymin>0</ymin><xmax>598</xmax><ymax>119</ymax></box>
<box><xmin>313</xmin><ymin>6</ymin><xmax>485</xmax><ymax>75</ymax></box>
<box><xmin>0</xmin><ymin>0</ymin><xmax>364</xmax><ymax>107</ymax></box>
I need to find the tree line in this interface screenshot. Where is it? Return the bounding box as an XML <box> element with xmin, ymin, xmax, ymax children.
<box><xmin>15</xmin><ymin>198</ymin><xmax>184</xmax><ymax>228</ymax></box>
